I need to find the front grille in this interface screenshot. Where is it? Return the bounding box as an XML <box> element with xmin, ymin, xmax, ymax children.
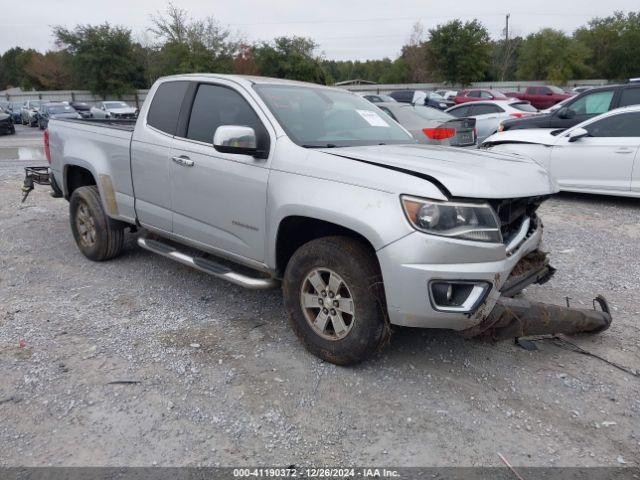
<box><xmin>490</xmin><ymin>196</ymin><xmax>549</xmax><ymax>245</ymax></box>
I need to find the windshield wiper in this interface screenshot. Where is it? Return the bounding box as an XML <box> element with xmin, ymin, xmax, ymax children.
<box><xmin>302</xmin><ymin>144</ymin><xmax>338</xmax><ymax>149</ymax></box>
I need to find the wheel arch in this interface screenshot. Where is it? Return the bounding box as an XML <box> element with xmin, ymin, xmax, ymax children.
<box><xmin>274</xmin><ymin>215</ymin><xmax>380</xmax><ymax>277</ymax></box>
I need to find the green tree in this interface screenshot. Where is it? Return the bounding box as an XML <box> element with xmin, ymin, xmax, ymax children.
<box><xmin>575</xmin><ymin>11</ymin><xmax>640</xmax><ymax>80</ymax></box>
<box><xmin>148</xmin><ymin>2</ymin><xmax>237</xmax><ymax>79</ymax></box>
<box><xmin>0</xmin><ymin>47</ymin><xmax>40</xmax><ymax>90</ymax></box>
<box><xmin>252</xmin><ymin>37</ymin><xmax>329</xmax><ymax>84</ymax></box>
<box><xmin>516</xmin><ymin>28</ymin><xmax>590</xmax><ymax>83</ymax></box>
<box><xmin>23</xmin><ymin>51</ymin><xmax>74</xmax><ymax>90</ymax></box>
<box><xmin>426</xmin><ymin>20</ymin><xmax>492</xmax><ymax>85</ymax></box>
<box><xmin>53</xmin><ymin>23</ymin><xmax>146</xmax><ymax>96</ymax></box>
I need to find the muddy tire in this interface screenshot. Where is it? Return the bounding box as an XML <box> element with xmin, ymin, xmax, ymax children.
<box><xmin>69</xmin><ymin>186</ymin><xmax>124</xmax><ymax>261</ymax></box>
<box><xmin>283</xmin><ymin>236</ymin><xmax>389</xmax><ymax>365</ymax></box>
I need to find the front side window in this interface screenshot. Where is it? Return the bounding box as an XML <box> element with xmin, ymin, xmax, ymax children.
<box><xmin>567</xmin><ymin>90</ymin><xmax>614</xmax><ymax>116</ymax></box>
<box><xmin>186</xmin><ymin>84</ymin><xmax>265</xmax><ymax>144</ymax></box>
<box><xmin>585</xmin><ymin>112</ymin><xmax>640</xmax><ymax>137</ymax></box>
<box><xmin>467</xmin><ymin>90</ymin><xmax>481</xmax><ymax>98</ymax></box>
<box><xmin>254</xmin><ymin>84</ymin><xmax>412</xmax><ymax>147</ymax></box>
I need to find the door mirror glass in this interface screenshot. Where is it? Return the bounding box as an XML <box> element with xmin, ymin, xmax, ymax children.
<box><xmin>557</xmin><ymin>107</ymin><xmax>575</xmax><ymax>119</ymax></box>
<box><xmin>567</xmin><ymin>127</ymin><xmax>589</xmax><ymax>142</ymax></box>
<box><xmin>213</xmin><ymin>125</ymin><xmax>261</xmax><ymax>157</ymax></box>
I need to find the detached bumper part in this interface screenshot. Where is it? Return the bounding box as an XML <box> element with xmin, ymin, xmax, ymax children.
<box><xmin>463</xmin><ymin>295</ymin><xmax>612</xmax><ymax>341</ymax></box>
<box><xmin>21</xmin><ymin>166</ymin><xmax>62</xmax><ymax>202</ymax></box>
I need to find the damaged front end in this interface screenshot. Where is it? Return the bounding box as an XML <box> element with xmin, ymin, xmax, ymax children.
<box><xmin>463</xmin><ymin>250</ymin><xmax>612</xmax><ymax>341</ymax></box>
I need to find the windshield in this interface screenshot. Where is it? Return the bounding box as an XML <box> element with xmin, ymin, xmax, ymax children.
<box><xmin>47</xmin><ymin>105</ymin><xmax>75</xmax><ymax>114</ymax></box>
<box><xmin>548</xmin><ymin>86</ymin><xmax>566</xmax><ymax>94</ymax></box>
<box><xmin>104</xmin><ymin>101</ymin><xmax>128</xmax><ymax>109</ymax></box>
<box><xmin>254</xmin><ymin>84</ymin><xmax>413</xmax><ymax>147</ymax></box>
<box><xmin>511</xmin><ymin>102</ymin><xmax>538</xmax><ymax>112</ymax></box>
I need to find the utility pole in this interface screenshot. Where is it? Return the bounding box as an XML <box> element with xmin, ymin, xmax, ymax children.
<box><xmin>505</xmin><ymin>13</ymin><xmax>510</xmax><ymax>43</ymax></box>
<box><xmin>501</xmin><ymin>13</ymin><xmax>511</xmax><ymax>81</ymax></box>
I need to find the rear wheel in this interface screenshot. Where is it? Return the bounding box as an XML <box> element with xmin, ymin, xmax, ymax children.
<box><xmin>283</xmin><ymin>236</ymin><xmax>389</xmax><ymax>365</ymax></box>
<box><xmin>69</xmin><ymin>186</ymin><xmax>124</xmax><ymax>261</ymax></box>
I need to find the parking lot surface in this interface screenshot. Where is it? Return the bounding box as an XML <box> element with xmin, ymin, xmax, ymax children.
<box><xmin>1</xmin><ymin>125</ymin><xmax>639</xmax><ymax>466</ymax></box>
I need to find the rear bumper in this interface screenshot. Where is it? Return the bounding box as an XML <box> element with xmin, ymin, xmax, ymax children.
<box><xmin>377</xmin><ymin>220</ymin><xmax>544</xmax><ymax>330</ymax></box>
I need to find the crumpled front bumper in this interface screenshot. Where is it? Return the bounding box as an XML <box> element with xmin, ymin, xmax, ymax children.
<box><xmin>377</xmin><ymin>221</ymin><xmax>612</xmax><ymax>338</ymax></box>
<box><xmin>377</xmin><ymin>220</ymin><xmax>545</xmax><ymax>330</ymax></box>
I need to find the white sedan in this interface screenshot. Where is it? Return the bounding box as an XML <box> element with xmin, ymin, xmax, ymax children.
<box><xmin>482</xmin><ymin>106</ymin><xmax>640</xmax><ymax>197</ymax></box>
<box><xmin>445</xmin><ymin>100</ymin><xmax>538</xmax><ymax>143</ymax></box>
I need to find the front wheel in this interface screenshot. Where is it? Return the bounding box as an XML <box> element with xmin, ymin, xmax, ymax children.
<box><xmin>69</xmin><ymin>186</ymin><xmax>124</xmax><ymax>261</ymax></box>
<box><xmin>283</xmin><ymin>236</ymin><xmax>389</xmax><ymax>365</ymax></box>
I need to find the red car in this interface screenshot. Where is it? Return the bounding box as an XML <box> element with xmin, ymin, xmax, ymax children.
<box><xmin>453</xmin><ymin>89</ymin><xmax>509</xmax><ymax>104</ymax></box>
<box><xmin>505</xmin><ymin>86</ymin><xmax>572</xmax><ymax>110</ymax></box>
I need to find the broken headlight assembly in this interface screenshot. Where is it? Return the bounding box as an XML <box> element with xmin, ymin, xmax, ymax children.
<box><xmin>401</xmin><ymin>195</ymin><xmax>502</xmax><ymax>243</ymax></box>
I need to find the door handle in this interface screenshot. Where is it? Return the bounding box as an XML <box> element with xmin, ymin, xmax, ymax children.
<box><xmin>614</xmin><ymin>148</ymin><xmax>634</xmax><ymax>154</ymax></box>
<box><xmin>172</xmin><ymin>155</ymin><xmax>195</xmax><ymax>166</ymax></box>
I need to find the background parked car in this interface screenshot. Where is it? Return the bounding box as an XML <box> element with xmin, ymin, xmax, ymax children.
<box><xmin>69</xmin><ymin>101</ymin><xmax>93</xmax><ymax>118</ymax></box>
<box><xmin>388</xmin><ymin>90</ymin><xmax>454</xmax><ymax>110</ymax></box>
<box><xmin>483</xmin><ymin>106</ymin><xmax>640</xmax><ymax>198</ymax></box>
<box><xmin>21</xmin><ymin>100</ymin><xmax>44</xmax><ymax>126</ymax></box>
<box><xmin>375</xmin><ymin>102</ymin><xmax>476</xmax><ymax>147</ymax></box>
<box><xmin>37</xmin><ymin>103</ymin><xmax>82</xmax><ymax>129</ymax></box>
<box><xmin>7</xmin><ymin>102</ymin><xmax>23</xmax><ymax>123</ymax></box>
<box><xmin>90</xmin><ymin>101</ymin><xmax>137</xmax><ymax>119</ymax></box>
<box><xmin>446</xmin><ymin>100</ymin><xmax>538</xmax><ymax>143</ymax></box>
<box><xmin>0</xmin><ymin>105</ymin><xmax>16</xmax><ymax>135</ymax></box>
<box><xmin>360</xmin><ymin>93</ymin><xmax>397</xmax><ymax>103</ymax></box>
<box><xmin>453</xmin><ymin>89</ymin><xmax>509</xmax><ymax>104</ymax></box>
<box><xmin>505</xmin><ymin>86</ymin><xmax>572</xmax><ymax>110</ymax></box>
<box><xmin>435</xmin><ymin>89</ymin><xmax>458</xmax><ymax>101</ymax></box>
<box><xmin>499</xmin><ymin>83</ymin><xmax>640</xmax><ymax>132</ymax></box>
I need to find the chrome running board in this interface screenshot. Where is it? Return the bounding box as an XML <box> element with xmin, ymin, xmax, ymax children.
<box><xmin>137</xmin><ymin>235</ymin><xmax>279</xmax><ymax>290</ymax></box>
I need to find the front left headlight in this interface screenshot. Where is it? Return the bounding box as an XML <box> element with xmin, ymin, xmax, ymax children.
<box><xmin>401</xmin><ymin>195</ymin><xmax>502</xmax><ymax>243</ymax></box>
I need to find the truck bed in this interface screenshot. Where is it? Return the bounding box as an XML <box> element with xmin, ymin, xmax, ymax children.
<box><xmin>56</xmin><ymin>117</ymin><xmax>137</xmax><ymax>132</ymax></box>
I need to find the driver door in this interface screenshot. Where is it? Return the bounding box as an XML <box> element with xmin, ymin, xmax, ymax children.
<box><xmin>550</xmin><ymin>111</ymin><xmax>640</xmax><ymax>192</ymax></box>
<box><xmin>168</xmin><ymin>82</ymin><xmax>273</xmax><ymax>262</ymax></box>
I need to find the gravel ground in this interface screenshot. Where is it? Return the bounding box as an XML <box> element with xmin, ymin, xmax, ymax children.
<box><xmin>1</xmin><ymin>125</ymin><xmax>639</xmax><ymax>467</ymax></box>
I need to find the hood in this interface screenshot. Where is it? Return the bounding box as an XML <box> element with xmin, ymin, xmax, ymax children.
<box><xmin>107</xmin><ymin>107</ymin><xmax>136</xmax><ymax>114</ymax></box>
<box><xmin>319</xmin><ymin>144</ymin><xmax>556</xmax><ymax>199</ymax></box>
<box><xmin>482</xmin><ymin>128</ymin><xmax>559</xmax><ymax>147</ymax></box>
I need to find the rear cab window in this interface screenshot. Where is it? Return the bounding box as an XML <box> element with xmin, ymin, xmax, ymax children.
<box><xmin>147</xmin><ymin>81</ymin><xmax>190</xmax><ymax>135</ymax></box>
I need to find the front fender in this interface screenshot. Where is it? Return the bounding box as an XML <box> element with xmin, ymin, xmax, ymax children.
<box><xmin>264</xmin><ymin>169</ymin><xmax>414</xmax><ymax>269</ymax></box>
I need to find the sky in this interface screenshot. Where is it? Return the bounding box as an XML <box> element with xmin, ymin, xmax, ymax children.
<box><xmin>1</xmin><ymin>0</ymin><xmax>638</xmax><ymax>60</ymax></box>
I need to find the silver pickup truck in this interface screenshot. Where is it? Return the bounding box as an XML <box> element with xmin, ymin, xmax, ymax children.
<box><xmin>25</xmin><ymin>74</ymin><xmax>612</xmax><ymax>365</ymax></box>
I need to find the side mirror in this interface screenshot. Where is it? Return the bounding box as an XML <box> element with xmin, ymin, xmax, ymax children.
<box><xmin>213</xmin><ymin>125</ymin><xmax>265</xmax><ymax>158</ymax></box>
<box><xmin>567</xmin><ymin>127</ymin><xmax>589</xmax><ymax>142</ymax></box>
<box><xmin>557</xmin><ymin>107</ymin><xmax>575</xmax><ymax>119</ymax></box>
